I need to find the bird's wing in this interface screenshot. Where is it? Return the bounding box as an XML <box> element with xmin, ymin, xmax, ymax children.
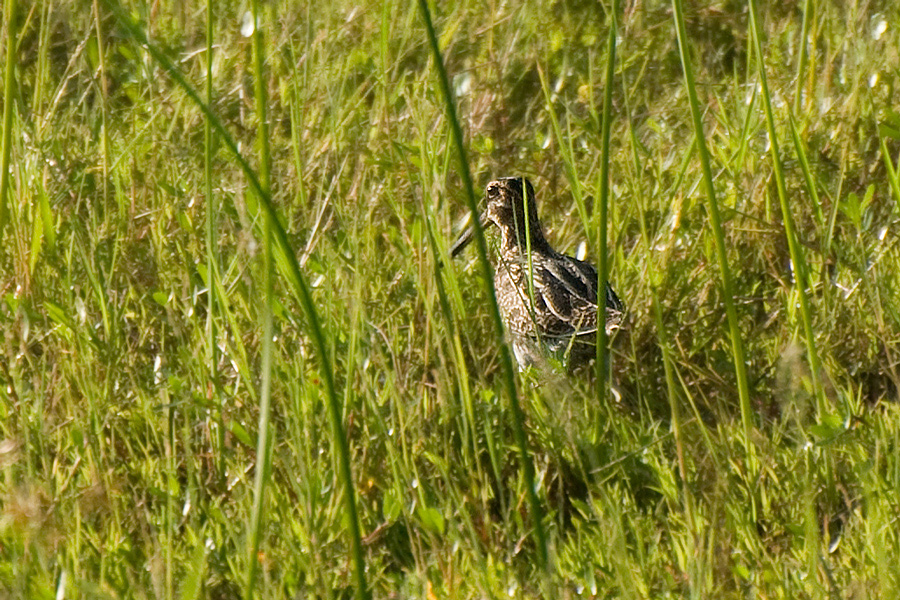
<box><xmin>534</xmin><ymin>255</ymin><xmax>600</xmax><ymax>336</ymax></box>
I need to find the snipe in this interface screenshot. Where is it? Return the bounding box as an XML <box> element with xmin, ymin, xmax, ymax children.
<box><xmin>451</xmin><ymin>177</ymin><xmax>624</xmax><ymax>370</ymax></box>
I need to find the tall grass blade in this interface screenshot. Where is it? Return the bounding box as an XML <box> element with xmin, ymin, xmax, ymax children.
<box><xmin>594</xmin><ymin>0</ymin><xmax>618</xmax><ymax>402</ymax></box>
<box><xmin>671</xmin><ymin>0</ymin><xmax>757</xmax><ymax>479</ymax></box>
<box><xmin>793</xmin><ymin>0</ymin><xmax>814</xmax><ymax>115</ymax></box>
<box><xmin>0</xmin><ymin>0</ymin><xmax>16</xmax><ymax>239</ymax></box>
<box><xmin>204</xmin><ymin>0</ymin><xmax>225</xmax><ymax>486</ymax></box>
<box><xmin>415</xmin><ymin>0</ymin><xmax>549</xmax><ymax>574</ymax></box>
<box><xmin>537</xmin><ymin>66</ymin><xmax>588</xmax><ymax>237</ymax></box>
<box><xmin>91</xmin><ymin>0</ymin><xmax>111</xmax><ymax>212</ymax></box>
<box><xmin>787</xmin><ymin>114</ymin><xmax>826</xmax><ymax>231</ymax></box>
<box><xmin>244</xmin><ymin>0</ymin><xmax>276</xmax><ymax>597</ymax></box>
<box><xmin>748</xmin><ymin>0</ymin><xmax>826</xmax><ymax>414</ymax></box>
<box><xmin>421</xmin><ymin>190</ymin><xmax>477</xmax><ymax>466</ymax></box>
<box><xmin>623</xmin><ymin>63</ymin><xmax>700</xmax><ymax>584</ymax></box>
<box><xmin>100</xmin><ymin>2</ymin><xmax>369</xmax><ymax>597</ymax></box>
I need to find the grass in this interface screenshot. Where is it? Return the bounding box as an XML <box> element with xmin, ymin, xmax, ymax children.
<box><xmin>2</xmin><ymin>0</ymin><xmax>900</xmax><ymax>598</ymax></box>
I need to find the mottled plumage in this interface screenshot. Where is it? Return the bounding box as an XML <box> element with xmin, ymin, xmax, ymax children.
<box><xmin>451</xmin><ymin>177</ymin><xmax>624</xmax><ymax>370</ymax></box>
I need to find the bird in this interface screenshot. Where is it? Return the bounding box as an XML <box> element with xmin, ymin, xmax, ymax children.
<box><xmin>450</xmin><ymin>177</ymin><xmax>624</xmax><ymax>371</ymax></box>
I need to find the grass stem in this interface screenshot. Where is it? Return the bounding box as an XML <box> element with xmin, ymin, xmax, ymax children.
<box><xmin>671</xmin><ymin>0</ymin><xmax>757</xmax><ymax>490</ymax></box>
<box><xmin>594</xmin><ymin>0</ymin><xmax>618</xmax><ymax>402</ymax></box>
<box><xmin>0</xmin><ymin>0</ymin><xmax>16</xmax><ymax>239</ymax></box>
<box><xmin>243</xmin><ymin>0</ymin><xmax>276</xmax><ymax>597</ymax></box>
<box><xmin>748</xmin><ymin>0</ymin><xmax>826</xmax><ymax>414</ymax></box>
<box><xmin>416</xmin><ymin>0</ymin><xmax>549</xmax><ymax>574</ymax></box>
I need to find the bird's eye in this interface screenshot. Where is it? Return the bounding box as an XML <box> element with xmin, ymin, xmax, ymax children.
<box><xmin>487</xmin><ymin>186</ymin><xmax>500</xmax><ymax>198</ymax></box>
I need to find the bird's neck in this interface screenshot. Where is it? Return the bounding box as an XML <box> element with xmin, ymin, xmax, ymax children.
<box><xmin>499</xmin><ymin>222</ymin><xmax>549</xmax><ymax>257</ymax></box>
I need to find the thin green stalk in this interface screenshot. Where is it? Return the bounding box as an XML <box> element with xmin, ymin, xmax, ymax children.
<box><xmin>523</xmin><ymin>184</ymin><xmax>535</xmax><ymax>333</ymax></box>
<box><xmin>671</xmin><ymin>0</ymin><xmax>756</xmax><ymax>477</ymax></box>
<box><xmin>594</xmin><ymin>0</ymin><xmax>617</xmax><ymax>402</ymax></box>
<box><xmin>734</xmin><ymin>86</ymin><xmax>757</xmax><ymax>174</ymax></box>
<box><xmin>537</xmin><ymin>66</ymin><xmax>588</xmax><ymax>239</ymax></box>
<box><xmin>801</xmin><ymin>451</ymin><xmax>824</xmax><ymax>597</ymax></box>
<box><xmin>165</xmin><ymin>385</ymin><xmax>175</xmax><ymax>600</ymax></box>
<box><xmin>415</xmin><ymin>0</ymin><xmax>549</xmax><ymax>574</ymax></box>
<box><xmin>32</xmin><ymin>1</ymin><xmax>51</xmax><ymax>131</ymax></box>
<box><xmin>92</xmin><ymin>0</ymin><xmax>110</xmax><ymax>208</ymax></box>
<box><xmin>787</xmin><ymin>114</ymin><xmax>825</xmax><ymax>231</ymax></box>
<box><xmin>204</xmin><ymin>0</ymin><xmax>224</xmax><ymax>486</ymax></box>
<box><xmin>622</xmin><ymin>59</ymin><xmax>700</xmax><ymax>584</ymax></box>
<box><xmin>100</xmin><ymin>3</ymin><xmax>368</xmax><ymax>597</ymax></box>
<box><xmin>633</xmin><ymin>184</ymin><xmax>698</xmax><ymax>553</ymax></box>
<box><xmin>788</xmin><ymin>113</ymin><xmax>831</xmax><ymax>304</ymax></box>
<box><xmin>630</xmin><ymin>149</ymin><xmax>698</xmax><ymax>546</ymax></box>
<box><xmin>748</xmin><ymin>0</ymin><xmax>825</xmax><ymax>414</ymax></box>
<box><xmin>0</xmin><ymin>0</ymin><xmax>16</xmax><ymax>239</ymax></box>
<box><xmin>793</xmin><ymin>0</ymin><xmax>813</xmax><ymax>115</ymax></box>
<box><xmin>422</xmin><ymin>195</ymin><xmax>475</xmax><ymax>455</ymax></box>
<box><xmin>245</xmin><ymin>0</ymin><xmax>276</xmax><ymax>597</ymax></box>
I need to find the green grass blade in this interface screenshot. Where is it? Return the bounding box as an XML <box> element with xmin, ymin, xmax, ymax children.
<box><xmin>793</xmin><ymin>0</ymin><xmax>813</xmax><ymax>115</ymax></box>
<box><xmin>748</xmin><ymin>0</ymin><xmax>825</xmax><ymax>414</ymax></box>
<box><xmin>622</xmin><ymin>58</ymin><xmax>701</xmax><ymax>584</ymax></box>
<box><xmin>537</xmin><ymin>66</ymin><xmax>588</xmax><ymax>237</ymax></box>
<box><xmin>787</xmin><ymin>114</ymin><xmax>826</xmax><ymax>231</ymax></box>
<box><xmin>91</xmin><ymin>0</ymin><xmax>110</xmax><ymax>209</ymax></box>
<box><xmin>100</xmin><ymin>3</ymin><xmax>369</xmax><ymax>597</ymax></box>
<box><xmin>204</xmin><ymin>0</ymin><xmax>225</xmax><ymax>487</ymax></box>
<box><xmin>244</xmin><ymin>0</ymin><xmax>276</xmax><ymax>597</ymax></box>
<box><xmin>671</xmin><ymin>0</ymin><xmax>756</xmax><ymax>478</ymax></box>
<box><xmin>594</xmin><ymin>0</ymin><xmax>618</xmax><ymax>401</ymax></box>
<box><xmin>0</xmin><ymin>0</ymin><xmax>16</xmax><ymax>239</ymax></box>
<box><xmin>415</xmin><ymin>0</ymin><xmax>549</xmax><ymax>574</ymax></box>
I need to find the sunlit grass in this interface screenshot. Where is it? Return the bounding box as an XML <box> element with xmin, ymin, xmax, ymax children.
<box><xmin>2</xmin><ymin>0</ymin><xmax>899</xmax><ymax>598</ymax></box>
<box><xmin>0</xmin><ymin>0</ymin><xmax>15</xmax><ymax>237</ymax></box>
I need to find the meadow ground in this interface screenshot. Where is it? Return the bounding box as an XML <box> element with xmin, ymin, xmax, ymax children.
<box><xmin>1</xmin><ymin>0</ymin><xmax>899</xmax><ymax>598</ymax></box>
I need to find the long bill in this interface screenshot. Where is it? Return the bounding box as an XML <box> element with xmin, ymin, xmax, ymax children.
<box><xmin>450</xmin><ymin>210</ymin><xmax>491</xmax><ymax>258</ymax></box>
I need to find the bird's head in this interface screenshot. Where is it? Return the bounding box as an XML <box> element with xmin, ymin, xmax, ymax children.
<box><xmin>451</xmin><ymin>177</ymin><xmax>547</xmax><ymax>257</ymax></box>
